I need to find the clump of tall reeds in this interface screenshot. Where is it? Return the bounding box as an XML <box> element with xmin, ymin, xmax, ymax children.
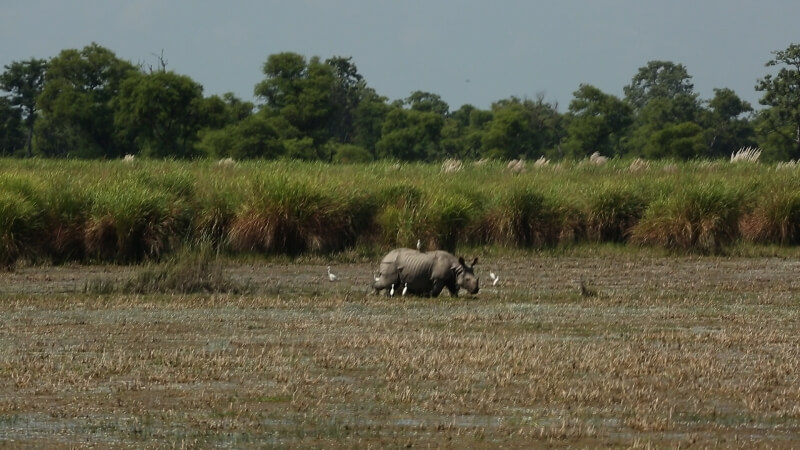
<box><xmin>740</xmin><ymin>184</ymin><xmax>800</xmax><ymax>245</ymax></box>
<box><xmin>0</xmin><ymin>174</ymin><xmax>47</xmax><ymax>267</ymax></box>
<box><xmin>631</xmin><ymin>182</ymin><xmax>744</xmax><ymax>253</ymax></box>
<box><xmin>228</xmin><ymin>175</ymin><xmax>370</xmax><ymax>255</ymax></box>
<box><xmin>0</xmin><ymin>191</ymin><xmax>40</xmax><ymax>267</ymax></box>
<box><xmin>416</xmin><ymin>191</ymin><xmax>478</xmax><ymax>252</ymax></box>
<box><xmin>192</xmin><ymin>178</ymin><xmax>240</xmax><ymax>247</ymax></box>
<box><xmin>39</xmin><ymin>180</ymin><xmax>91</xmax><ymax>263</ymax></box>
<box><xmin>375</xmin><ymin>184</ymin><xmax>423</xmax><ymax>248</ymax></box>
<box><xmin>84</xmin><ymin>179</ymin><xmax>185</xmax><ymax>262</ymax></box>
<box><xmin>480</xmin><ymin>184</ymin><xmax>570</xmax><ymax>247</ymax></box>
<box><xmin>584</xmin><ymin>184</ymin><xmax>647</xmax><ymax>242</ymax></box>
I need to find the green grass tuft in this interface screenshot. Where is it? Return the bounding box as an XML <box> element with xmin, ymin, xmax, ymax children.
<box><xmin>631</xmin><ymin>182</ymin><xmax>744</xmax><ymax>254</ymax></box>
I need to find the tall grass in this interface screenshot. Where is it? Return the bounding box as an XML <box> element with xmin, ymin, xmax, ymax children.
<box><xmin>480</xmin><ymin>184</ymin><xmax>567</xmax><ymax>247</ymax></box>
<box><xmin>84</xmin><ymin>179</ymin><xmax>184</xmax><ymax>262</ymax></box>
<box><xmin>740</xmin><ymin>177</ymin><xmax>800</xmax><ymax>245</ymax></box>
<box><xmin>631</xmin><ymin>181</ymin><xmax>744</xmax><ymax>254</ymax></box>
<box><xmin>583</xmin><ymin>183</ymin><xmax>647</xmax><ymax>242</ymax></box>
<box><xmin>3</xmin><ymin>158</ymin><xmax>800</xmax><ymax>265</ymax></box>
<box><xmin>228</xmin><ymin>174</ymin><xmax>371</xmax><ymax>255</ymax></box>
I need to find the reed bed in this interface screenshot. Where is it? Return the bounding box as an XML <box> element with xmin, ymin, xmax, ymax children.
<box><xmin>2</xmin><ymin>157</ymin><xmax>800</xmax><ymax>265</ymax></box>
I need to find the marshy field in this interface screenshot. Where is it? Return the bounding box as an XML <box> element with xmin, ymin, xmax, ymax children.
<box><xmin>2</xmin><ymin>159</ymin><xmax>800</xmax><ymax>447</ymax></box>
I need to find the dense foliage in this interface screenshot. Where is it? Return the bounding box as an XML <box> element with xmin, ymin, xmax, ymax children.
<box><xmin>2</xmin><ymin>43</ymin><xmax>799</xmax><ymax>161</ymax></box>
<box><xmin>3</xmin><ymin>157</ymin><xmax>800</xmax><ymax>266</ymax></box>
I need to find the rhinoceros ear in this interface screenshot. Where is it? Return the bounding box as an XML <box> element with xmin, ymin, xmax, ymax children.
<box><xmin>471</xmin><ymin>257</ymin><xmax>478</xmax><ymax>266</ymax></box>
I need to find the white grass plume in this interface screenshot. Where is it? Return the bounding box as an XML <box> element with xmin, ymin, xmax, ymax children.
<box><xmin>730</xmin><ymin>146</ymin><xmax>761</xmax><ymax>163</ymax></box>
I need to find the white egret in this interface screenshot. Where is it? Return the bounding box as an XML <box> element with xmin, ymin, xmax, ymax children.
<box><xmin>416</xmin><ymin>239</ymin><xmax>422</xmax><ymax>251</ymax></box>
<box><xmin>402</xmin><ymin>282</ymin><xmax>408</xmax><ymax>296</ymax></box>
<box><xmin>327</xmin><ymin>266</ymin><xmax>338</xmax><ymax>282</ymax></box>
<box><xmin>489</xmin><ymin>272</ymin><xmax>499</xmax><ymax>286</ymax></box>
<box><xmin>390</xmin><ymin>284</ymin><xmax>395</xmax><ymax>296</ymax></box>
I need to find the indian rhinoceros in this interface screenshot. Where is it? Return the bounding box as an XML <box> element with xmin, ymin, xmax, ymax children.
<box><xmin>373</xmin><ymin>248</ymin><xmax>479</xmax><ymax>297</ymax></box>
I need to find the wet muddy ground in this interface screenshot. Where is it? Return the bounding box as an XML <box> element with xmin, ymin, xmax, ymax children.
<box><xmin>1</xmin><ymin>254</ymin><xmax>799</xmax><ymax>447</ymax></box>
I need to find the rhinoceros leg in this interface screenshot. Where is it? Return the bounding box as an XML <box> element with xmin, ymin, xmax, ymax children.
<box><xmin>445</xmin><ymin>281</ymin><xmax>459</xmax><ymax>297</ymax></box>
<box><xmin>431</xmin><ymin>279</ymin><xmax>446</xmax><ymax>297</ymax></box>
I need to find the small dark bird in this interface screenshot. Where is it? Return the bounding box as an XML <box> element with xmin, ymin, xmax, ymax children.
<box><xmin>579</xmin><ymin>280</ymin><xmax>597</xmax><ymax>297</ymax></box>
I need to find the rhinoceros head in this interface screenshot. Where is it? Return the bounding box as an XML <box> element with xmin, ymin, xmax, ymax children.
<box><xmin>456</xmin><ymin>257</ymin><xmax>480</xmax><ymax>294</ymax></box>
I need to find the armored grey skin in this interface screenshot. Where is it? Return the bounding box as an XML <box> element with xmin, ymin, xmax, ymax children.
<box><xmin>373</xmin><ymin>248</ymin><xmax>479</xmax><ymax>297</ymax></box>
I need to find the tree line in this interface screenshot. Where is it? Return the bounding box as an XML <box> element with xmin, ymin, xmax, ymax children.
<box><xmin>1</xmin><ymin>42</ymin><xmax>799</xmax><ymax>162</ymax></box>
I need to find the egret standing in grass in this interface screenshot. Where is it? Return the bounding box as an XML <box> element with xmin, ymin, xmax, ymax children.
<box><xmin>389</xmin><ymin>284</ymin><xmax>395</xmax><ymax>296</ymax></box>
<box><xmin>416</xmin><ymin>239</ymin><xmax>422</xmax><ymax>251</ymax></box>
<box><xmin>402</xmin><ymin>282</ymin><xmax>408</xmax><ymax>296</ymax></box>
<box><xmin>327</xmin><ymin>266</ymin><xmax>338</xmax><ymax>282</ymax></box>
<box><xmin>489</xmin><ymin>272</ymin><xmax>499</xmax><ymax>286</ymax></box>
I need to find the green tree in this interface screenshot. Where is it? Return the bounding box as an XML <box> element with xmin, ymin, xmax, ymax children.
<box><xmin>563</xmin><ymin>84</ymin><xmax>632</xmax><ymax>158</ymax></box>
<box><xmin>376</xmin><ymin>107</ymin><xmax>444</xmax><ymax>161</ymax></box>
<box><xmin>405</xmin><ymin>91</ymin><xmax>450</xmax><ymax>115</ymax></box>
<box><xmin>644</xmin><ymin>121</ymin><xmax>706</xmax><ymax>159</ymax></box>
<box><xmin>0</xmin><ymin>58</ymin><xmax>47</xmax><ymax>157</ymax></box>
<box><xmin>439</xmin><ymin>104</ymin><xmax>491</xmax><ymax>159</ymax></box>
<box><xmin>703</xmin><ymin>88</ymin><xmax>755</xmax><ymax>158</ymax></box>
<box><xmin>753</xmin><ymin>108</ymin><xmax>797</xmax><ymax>161</ymax></box>
<box><xmin>205</xmin><ymin>92</ymin><xmax>254</xmax><ymax>128</ymax></box>
<box><xmin>351</xmin><ymin>87</ymin><xmax>391</xmax><ymax>157</ymax></box>
<box><xmin>623</xmin><ymin>61</ymin><xmax>702</xmax><ymax>157</ymax></box>
<box><xmin>198</xmin><ymin>113</ymin><xmax>286</xmax><ymax>160</ymax></box>
<box><xmin>255</xmin><ymin>52</ymin><xmax>336</xmax><ymax>151</ymax></box>
<box><xmin>325</xmin><ymin>56</ymin><xmax>364</xmax><ymax>145</ymax></box>
<box><xmin>756</xmin><ymin>43</ymin><xmax>800</xmax><ymax>159</ymax></box>
<box><xmin>623</xmin><ymin>61</ymin><xmax>697</xmax><ymax>111</ymax></box>
<box><xmin>37</xmin><ymin>43</ymin><xmax>138</xmax><ymax>157</ymax></box>
<box><xmin>481</xmin><ymin>96</ymin><xmax>562</xmax><ymax>160</ymax></box>
<box><xmin>0</xmin><ymin>96</ymin><xmax>25</xmax><ymax>155</ymax></box>
<box><xmin>113</xmin><ymin>71</ymin><xmax>207</xmax><ymax>158</ymax></box>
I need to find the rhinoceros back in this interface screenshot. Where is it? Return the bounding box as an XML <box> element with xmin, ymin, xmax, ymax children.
<box><xmin>397</xmin><ymin>250</ymin><xmax>436</xmax><ymax>292</ymax></box>
<box><xmin>374</xmin><ymin>248</ymin><xmax>410</xmax><ymax>291</ymax></box>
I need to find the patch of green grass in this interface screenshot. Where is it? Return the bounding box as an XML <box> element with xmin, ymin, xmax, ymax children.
<box><xmin>5</xmin><ymin>158</ymin><xmax>800</xmax><ymax>262</ymax></box>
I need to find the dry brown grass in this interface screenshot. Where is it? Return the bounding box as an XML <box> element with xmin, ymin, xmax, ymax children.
<box><xmin>1</xmin><ymin>254</ymin><xmax>800</xmax><ymax>447</ymax></box>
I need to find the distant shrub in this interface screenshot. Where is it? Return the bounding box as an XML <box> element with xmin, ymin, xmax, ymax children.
<box><xmin>125</xmin><ymin>244</ymin><xmax>248</xmax><ymax>294</ymax></box>
<box><xmin>332</xmin><ymin>144</ymin><xmax>373</xmax><ymax>164</ymax></box>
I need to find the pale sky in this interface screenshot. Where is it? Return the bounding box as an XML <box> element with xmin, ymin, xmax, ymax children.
<box><xmin>1</xmin><ymin>1</ymin><xmax>798</xmax><ymax>111</ymax></box>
